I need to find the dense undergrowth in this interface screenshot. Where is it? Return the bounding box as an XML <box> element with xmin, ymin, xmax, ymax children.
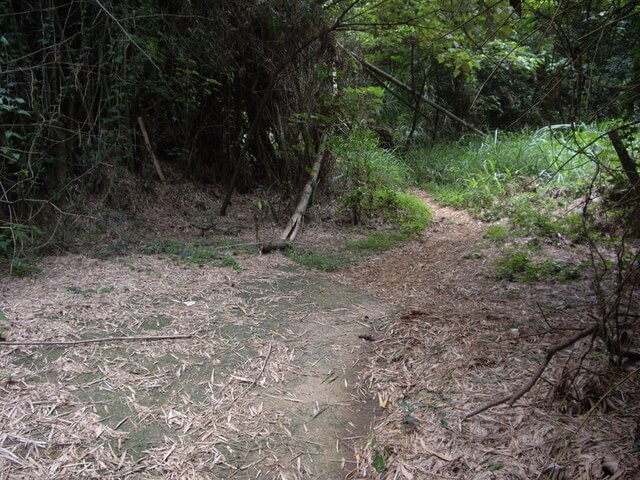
<box><xmin>283</xmin><ymin>131</ymin><xmax>433</xmax><ymax>272</ymax></box>
<box><xmin>408</xmin><ymin>124</ymin><xmax>638</xmax><ymax>239</ymax></box>
<box><xmin>404</xmin><ymin>122</ymin><xmax>640</xmax><ymax>382</ymax></box>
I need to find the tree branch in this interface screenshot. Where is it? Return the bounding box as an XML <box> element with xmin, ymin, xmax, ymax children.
<box><xmin>0</xmin><ymin>334</ymin><xmax>192</xmax><ymax>348</ymax></box>
<box><xmin>341</xmin><ymin>46</ymin><xmax>484</xmax><ymax>135</ymax></box>
<box><xmin>464</xmin><ymin>323</ymin><xmax>598</xmax><ymax>420</ymax></box>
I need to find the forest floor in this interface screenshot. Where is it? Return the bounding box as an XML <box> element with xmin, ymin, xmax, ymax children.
<box><xmin>1</xmin><ymin>180</ymin><xmax>639</xmax><ymax>479</ymax></box>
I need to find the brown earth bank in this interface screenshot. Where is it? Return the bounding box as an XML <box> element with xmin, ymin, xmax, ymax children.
<box><xmin>1</xmin><ymin>184</ymin><xmax>639</xmax><ymax>479</ymax></box>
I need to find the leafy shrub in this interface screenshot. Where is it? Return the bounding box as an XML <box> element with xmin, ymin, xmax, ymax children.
<box><xmin>330</xmin><ymin>131</ymin><xmax>411</xmax><ymax>225</ymax></box>
<box><xmin>0</xmin><ymin>223</ymin><xmax>43</xmax><ymax>276</ymax></box>
<box><xmin>8</xmin><ymin>258</ymin><xmax>40</xmax><ymax>277</ymax></box>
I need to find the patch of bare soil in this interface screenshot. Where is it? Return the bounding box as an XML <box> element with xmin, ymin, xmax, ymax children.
<box><xmin>0</xmin><ymin>250</ymin><xmax>394</xmax><ymax>479</ymax></box>
<box><xmin>341</xmin><ymin>192</ymin><xmax>640</xmax><ymax>479</ymax></box>
<box><xmin>0</xmin><ymin>178</ymin><xmax>397</xmax><ymax>479</ymax></box>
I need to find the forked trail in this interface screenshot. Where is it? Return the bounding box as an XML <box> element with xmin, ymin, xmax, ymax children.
<box><xmin>1</xmin><ymin>193</ymin><xmax>638</xmax><ymax>478</ymax></box>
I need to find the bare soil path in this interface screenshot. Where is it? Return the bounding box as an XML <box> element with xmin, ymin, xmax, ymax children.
<box><xmin>0</xmin><ymin>250</ymin><xmax>392</xmax><ymax>479</ymax></box>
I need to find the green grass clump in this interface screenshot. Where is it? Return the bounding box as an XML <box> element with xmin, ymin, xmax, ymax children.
<box><xmin>374</xmin><ymin>190</ymin><xmax>432</xmax><ymax>235</ymax></box>
<box><xmin>347</xmin><ymin>232</ymin><xmax>408</xmax><ymax>252</ymax></box>
<box><xmin>284</xmin><ymin>248</ymin><xmax>347</xmax><ymax>272</ymax></box>
<box><xmin>142</xmin><ymin>238</ymin><xmax>250</xmax><ymax>271</ymax></box>
<box><xmin>330</xmin><ymin>130</ymin><xmax>432</xmax><ymax>239</ymax></box>
<box><xmin>394</xmin><ymin>192</ymin><xmax>432</xmax><ymax>234</ymax></box>
<box><xmin>484</xmin><ymin>225</ymin><xmax>510</xmax><ymax>243</ymax></box>
<box><xmin>331</xmin><ymin>131</ymin><xmax>413</xmax><ymax>226</ymax></box>
<box><xmin>494</xmin><ymin>248</ymin><xmax>583</xmax><ymax>282</ymax></box>
<box><xmin>143</xmin><ymin>239</ymin><xmax>182</xmax><ymax>255</ymax></box>
<box><xmin>408</xmin><ymin>127</ymin><xmax>599</xmax><ymax>221</ymax></box>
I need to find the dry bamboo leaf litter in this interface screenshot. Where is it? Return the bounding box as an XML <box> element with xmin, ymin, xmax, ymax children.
<box><xmin>341</xmin><ymin>193</ymin><xmax>640</xmax><ymax>479</ymax></box>
<box><xmin>2</xmin><ymin>190</ymin><xmax>638</xmax><ymax>478</ymax></box>
<box><xmin>1</xmin><ymin>213</ymin><xmax>388</xmax><ymax>478</ymax></box>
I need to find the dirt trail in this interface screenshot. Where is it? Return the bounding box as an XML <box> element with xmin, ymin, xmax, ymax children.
<box><xmin>340</xmin><ymin>191</ymin><xmax>488</xmax><ymax>308</ymax></box>
<box><xmin>2</xmin><ymin>192</ymin><xmax>638</xmax><ymax>479</ymax></box>
<box><xmin>0</xmin><ymin>191</ymin><xmax>487</xmax><ymax>479</ymax></box>
<box><xmin>340</xmin><ymin>193</ymin><xmax>640</xmax><ymax>479</ymax></box>
<box><xmin>0</xmin><ymin>248</ymin><xmax>393</xmax><ymax>478</ymax></box>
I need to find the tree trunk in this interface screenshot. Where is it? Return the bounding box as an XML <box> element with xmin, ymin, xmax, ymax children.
<box><xmin>261</xmin><ymin>132</ymin><xmax>328</xmax><ymax>253</ymax></box>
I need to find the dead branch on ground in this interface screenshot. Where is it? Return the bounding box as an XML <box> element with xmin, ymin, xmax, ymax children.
<box><xmin>0</xmin><ymin>333</ymin><xmax>192</xmax><ymax>347</ymax></box>
<box><xmin>464</xmin><ymin>323</ymin><xmax>598</xmax><ymax>420</ymax></box>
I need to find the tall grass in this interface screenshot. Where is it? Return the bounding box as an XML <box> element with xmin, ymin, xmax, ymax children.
<box><xmin>404</xmin><ymin>126</ymin><xmax>606</xmax><ymax>221</ymax></box>
<box><xmin>330</xmin><ymin>131</ymin><xmax>431</xmax><ymax>234</ymax></box>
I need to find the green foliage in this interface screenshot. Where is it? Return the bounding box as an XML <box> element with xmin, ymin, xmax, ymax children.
<box><xmin>283</xmin><ymin>248</ymin><xmax>347</xmax><ymax>272</ymax></box>
<box><xmin>219</xmin><ymin>256</ymin><xmax>243</xmax><ymax>272</ymax></box>
<box><xmin>372</xmin><ymin>452</ymin><xmax>386</xmax><ymax>473</ymax></box>
<box><xmin>332</xmin><ymin>132</ymin><xmax>409</xmax><ymax>190</ymax></box>
<box><xmin>346</xmin><ymin>232</ymin><xmax>409</xmax><ymax>253</ymax></box>
<box><xmin>0</xmin><ymin>230</ymin><xmax>11</xmax><ymax>258</ymax></box>
<box><xmin>413</xmin><ymin>127</ymin><xmax>600</xmax><ymax>220</ymax></box>
<box><xmin>143</xmin><ymin>238</ymin><xmax>250</xmax><ymax>271</ymax></box>
<box><xmin>374</xmin><ymin>190</ymin><xmax>432</xmax><ymax>235</ymax></box>
<box><xmin>143</xmin><ymin>239</ymin><xmax>183</xmax><ymax>256</ymax></box>
<box><xmin>330</xmin><ymin>131</ymin><xmax>426</xmax><ymax>228</ymax></box>
<box><xmin>494</xmin><ymin>249</ymin><xmax>583</xmax><ymax>282</ymax></box>
<box><xmin>0</xmin><ymin>223</ymin><xmax>43</xmax><ymax>276</ymax></box>
<box><xmin>351</xmin><ymin>0</ymin><xmax>638</xmax><ymax>139</ymax></box>
<box><xmin>484</xmin><ymin>225</ymin><xmax>509</xmax><ymax>243</ymax></box>
<box><xmin>0</xmin><ymin>224</ymin><xmax>42</xmax><ymax>258</ymax></box>
<box><xmin>494</xmin><ymin>249</ymin><xmax>532</xmax><ymax>281</ymax></box>
<box><xmin>335</xmin><ymin>86</ymin><xmax>386</xmax><ymax>128</ymax></box>
<box><xmin>505</xmin><ymin>195</ymin><xmax>583</xmax><ymax>240</ymax></box>
<box><xmin>9</xmin><ymin>258</ymin><xmax>40</xmax><ymax>277</ymax></box>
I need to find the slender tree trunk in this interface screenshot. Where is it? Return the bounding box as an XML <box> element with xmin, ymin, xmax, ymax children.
<box><xmin>343</xmin><ymin>47</ymin><xmax>484</xmax><ymax>135</ymax></box>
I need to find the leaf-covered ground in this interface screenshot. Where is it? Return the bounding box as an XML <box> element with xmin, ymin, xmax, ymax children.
<box><xmin>341</xmin><ymin>194</ymin><xmax>640</xmax><ymax>479</ymax></box>
<box><xmin>1</xmin><ymin>184</ymin><xmax>639</xmax><ymax>479</ymax></box>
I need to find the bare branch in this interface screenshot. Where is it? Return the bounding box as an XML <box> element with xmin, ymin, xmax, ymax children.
<box><xmin>464</xmin><ymin>323</ymin><xmax>598</xmax><ymax>420</ymax></box>
<box><xmin>0</xmin><ymin>334</ymin><xmax>193</xmax><ymax>348</ymax></box>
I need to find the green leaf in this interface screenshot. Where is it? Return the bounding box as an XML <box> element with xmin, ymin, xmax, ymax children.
<box><xmin>0</xmin><ymin>311</ymin><xmax>7</xmax><ymax>321</ymax></box>
<box><xmin>372</xmin><ymin>452</ymin><xmax>386</xmax><ymax>473</ymax></box>
<box><xmin>4</xmin><ymin>130</ymin><xmax>24</xmax><ymax>141</ymax></box>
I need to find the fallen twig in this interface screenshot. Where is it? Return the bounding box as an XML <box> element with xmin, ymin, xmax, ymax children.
<box><xmin>0</xmin><ymin>333</ymin><xmax>192</xmax><ymax>347</ymax></box>
<box><xmin>464</xmin><ymin>323</ymin><xmax>598</xmax><ymax>420</ymax></box>
<box><xmin>228</xmin><ymin>342</ymin><xmax>273</xmax><ymax>409</ymax></box>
